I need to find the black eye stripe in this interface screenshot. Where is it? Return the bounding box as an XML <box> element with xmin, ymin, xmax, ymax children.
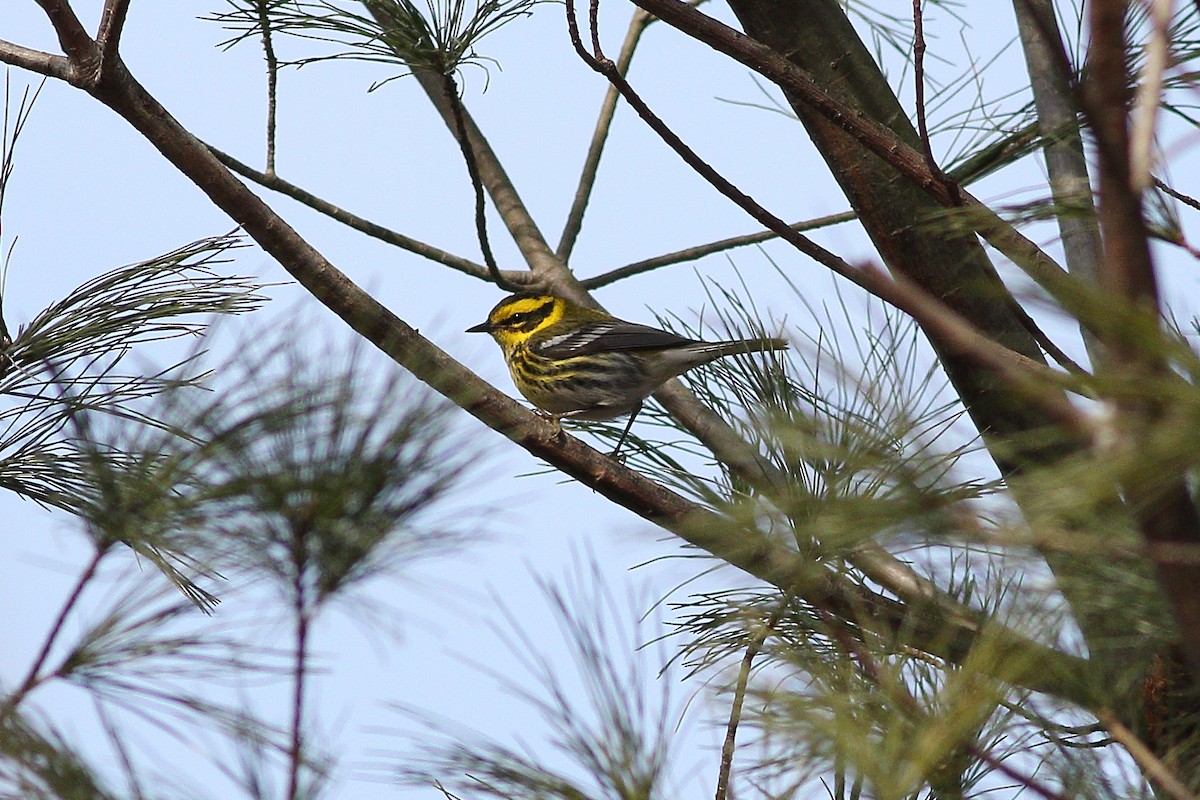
<box><xmin>498</xmin><ymin>302</ymin><xmax>553</xmax><ymax>329</ymax></box>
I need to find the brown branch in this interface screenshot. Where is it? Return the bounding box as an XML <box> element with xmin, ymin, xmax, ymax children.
<box><xmin>96</xmin><ymin>0</ymin><xmax>131</xmax><ymax>84</ymax></box>
<box><xmin>0</xmin><ymin>548</ymin><xmax>107</xmax><ymax>720</ymax></box>
<box><xmin>441</xmin><ymin>72</ymin><xmax>518</xmax><ymax>291</ymax></box>
<box><xmin>582</xmin><ymin>212</ymin><xmax>856</xmax><ymax>289</ymax></box>
<box><xmin>253</xmin><ymin>0</ymin><xmax>278</xmax><ymax>176</ymax></box>
<box><xmin>1086</xmin><ymin>0</ymin><xmax>1200</xmax><ymax>679</ymax></box>
<box><xmin>1155</xmin><ymin>176</ymin><xmax>1200</xmax><ymax>213</ymax></box>
<box><xmin>33</xmin><ymin>0</ymin><xmax>97</xmax><ymax>72</ymax></box>
<box><xmin>408</xmin><ymin>66</ymin><xmax>562</xmax><ymax>282</ymax></box>
<box><xmin>206</xmin><ymin>144</ymin><xmax>530</xmax><ymax>285</ymax></box>
<box><xmin>715</xmin><ymin>593</ymin><xmax>793</xmax><ymax>800</ymax></box>
<box><xmin>623</xmin><ymin>0</ymin><xmax>1105</xmax><ymax>337</ymax></box>
<box><xmin>557</xmin><ymin>7</ymin><xmax>655</xmax><ymax>262</ymax></box>
<box><xmin>910</xmin><ymin>0</ymin><xmax>951</xmax><ymax>198</ymax></box>
<box><xmin>0</xmin><ymin>40</ymin><xmax>73</xmax><ymax>81</ymax></box>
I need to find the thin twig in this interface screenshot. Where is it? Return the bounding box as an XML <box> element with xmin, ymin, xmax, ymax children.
<box><xmin>557</xmin><ymin>7</ymin><xmax>655</xmax><ymax>262</ymax></box>
<box><xmin>1</xmin><ymin>547</ymin><xmax>107</xmax><ymax>718</ymax></box>
<box><xmin>96</xmin><ymin>0</ymin><xmax>131</xmax><ymax>83</ymax></box>
<box><xmin>1098</xmin><ymin>710</ymin><xmax>1197</xmax><ymax>800</ymax></box>
<box><xmin>715</xmin><ymin>592</ymin><xmax>793</xmax><ymax>800</ymax></box>
<box><xmin>1155</xmin><ymin>175</ymin><xmax>1200</xmax><ymax>213</ymax></box>
<box><xmin>206</xmin><ymin>144</ymin><xmax>527</xmax><ymax>284</ymax></box>
<box><xmin>287</xmin><ymin>565</ymin><xmax>310</xmax><ymax>800</ymax></box>
<box><xmin>912</xmin><ymin>0</ymin><xmax>957</xmax><ymax>202</ymax></box>
<box><xmin>255</xmin><ymin>0</ymin><xmax>279</xmax><ymax>176</ymax></box>
<box><xmin>911</xmin><ymin>0</ymin><xmax>936</xmax><ymax>173</ymax></box>
<box><xmin>969</xmin><ymin>746</ymin><xmax>1069</xmax><ymax>800</ymax></box>
<box><xmin>442</xmin><ymin>72</ymin><xmax>518</xmax><ymax>291</ymax></box>
<box><xmin>582</xmin><ymin>212</ymin><xmax>856</xmax><ymax>289</ymax></box>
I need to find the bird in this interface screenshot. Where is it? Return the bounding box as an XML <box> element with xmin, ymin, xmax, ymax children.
<box><xmin>467</xmin><ymin>292</ymin><xmax>789</xmax><ymax>455</ymax></box>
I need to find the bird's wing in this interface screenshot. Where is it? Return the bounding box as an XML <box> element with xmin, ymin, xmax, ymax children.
<box><xmin>533</xmin><ymin>320</ymin><xmax>701</xmax><ymax>358</ymax></box>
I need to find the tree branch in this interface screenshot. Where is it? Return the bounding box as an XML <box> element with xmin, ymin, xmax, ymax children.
<box><xmin>408</xmin><ymin>66</ymin><xmax>563</xmax><ymax>282</ymax></box>
<box><xmin>1013</xmin><ymin>0</ymin><xmax>1106</xmax><ymax>363</ymax></box>
<box><xmin>1087</xmin><ymin>0</ymin><xmax>1200</xmax><ymax>679</ymax></box>
<box><xmin>33</xmin><ymin>0</ymin><xmax>97</xmax><ymax>71</ymax></box>
<box><xmin>206</xmin><ymin>144</ymin><xmax>531</xmax><ymax>285</ymax></box>
<box><xmin>252</xmin><ymin>0</ymin><xmax>278</xmax><ymax>176</ymax></box>
<box><xmin>96</xmin><ymin>0</ymin><xmax>132</xmax><ymax>84</ymax></box>
<box><xmin>0</xmin><ymin>40</ymin><xmax>72</xmax><ymax>81</ymax></box>
<box><xmin>557</xmin><ymin>7</ymin><xmax>655</xmax><ymax>262</ymax></box>
<box><xmin>440</xmin><ymin>71</ymin><xmax>518</xmax><ymax>291</ymax></box>
<box><xmin>582</xmin><ymin>212</ymin><xmax>856</xmax><ymax>289</ymax></box>
<box><xmin>623</xmin><ymin>0</ymin><xmax>1110</xmax><ymax>338</ymax></box>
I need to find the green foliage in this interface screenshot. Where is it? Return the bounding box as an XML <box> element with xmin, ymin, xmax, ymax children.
<box><xmin>208</xmin><ymin>0</ymin><xmax>539</xmax><ymax>83</ymax></box>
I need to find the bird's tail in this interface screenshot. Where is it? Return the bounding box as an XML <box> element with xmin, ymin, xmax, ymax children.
<box><xmin>708</xmin><ymin>337</ymin><xmax>790</xmax><ymax>357</ymax></box>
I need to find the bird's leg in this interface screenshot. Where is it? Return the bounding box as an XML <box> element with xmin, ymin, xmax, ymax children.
<box><xmin>610</xmin><ymin>402</ymin><xmax>641</xmax><ymax>459</ymax></box>
<box><xmin>533</xmin><ymin>408</ymin><xmax>564</xmax><ymax>435</ymax></box>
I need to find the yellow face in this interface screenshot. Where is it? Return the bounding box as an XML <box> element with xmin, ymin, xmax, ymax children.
<box><xmin>468</xmin><ymin>294</ymin><xmax>566</xmax><ymax>354</ymax></box>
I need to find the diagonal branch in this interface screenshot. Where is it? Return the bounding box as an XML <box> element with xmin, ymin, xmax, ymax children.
<box><xmin>582</xmin><ymin>211</ymin><xmax>856</xmax><ymax>289</ymax></box>
<box><xmin>33</xmin><ymin>0</ymin><xmax>97</xmax><ymax>70</ymax></box>
<box><xmin>557</xmin><ymin>6</ymin><xmax>655</xmax><ymax>262</ymax></box>
<box><xmin>206</xmin><ymin>144</ymin><xmax>531</xmax><ymax>285</ymax></box>
<box><xmin>623</xmin><ymin>0</ymin><xmax>1112</xmax><ymax>338</ymax></box>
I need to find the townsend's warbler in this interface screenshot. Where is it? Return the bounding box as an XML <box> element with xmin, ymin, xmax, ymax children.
<box><xmin>467</xmin><ymin>293</ymin><xmax>789</xmax><ymax>453</ymax></box>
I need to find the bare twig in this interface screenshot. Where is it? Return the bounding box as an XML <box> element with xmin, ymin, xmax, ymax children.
<box><xmin>254</xmin><ymin>0</ymin><xmax>279</xmax><ymax>175</ymax></box>
<box><xmin>441</xmin><ymin>72</ymin><xmax>518</xmax><ymax>291</ymax></box>
<box><xmin>911</xmin><ymin>0</ymin><xmax>936</xmax><ymax>181</ymax></box>
<box><xmin>96</xmin><ymin>0</ymin><xmax>132</xmax><ymax>83</ymax></box>
<box><xmin>409</xmin><ymin>65</ymin><xmax>563</xmax><ymax>281</ymax></box>
<box><xmin>1155</xmin><ymin>175</ymin><xmax>1200</xmax><ymax>213</ymax></box>
<box><xmin>206</xmin><ymin>144</ymin><xmax>529</xmax><ymax>284</ymax></box>
<box><xmin>969</xmin><ymin>747</ymin><xmax>1069</xmax><ymax>800</ymax></box>
<box><xmin>33</xmin><ymin>0</ymin><xmax>96</xmax><ymax>68</ymax></box>
<box><xmin>1</xmin><ymin>548</ymin><xmax>107</xmax><ymax>718</ymax></box>
<box><xmin>715</xmin><ymin>593</ymin><xmax>793</xmax><ymax>800</ymax></box>
<box><xmin>0</xmin><ymin>40</ymin><xmax>72</xmax><ymax>80</ymax></box>
<box><xmin>582</xmin><ymin>212</ymin><xmax>856</xmax><ymax>289</ymax></box>
<box><xmin>557</xmin><ymin>7</ymin><xmax>654</xmax><ymax>262</ymax></box>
